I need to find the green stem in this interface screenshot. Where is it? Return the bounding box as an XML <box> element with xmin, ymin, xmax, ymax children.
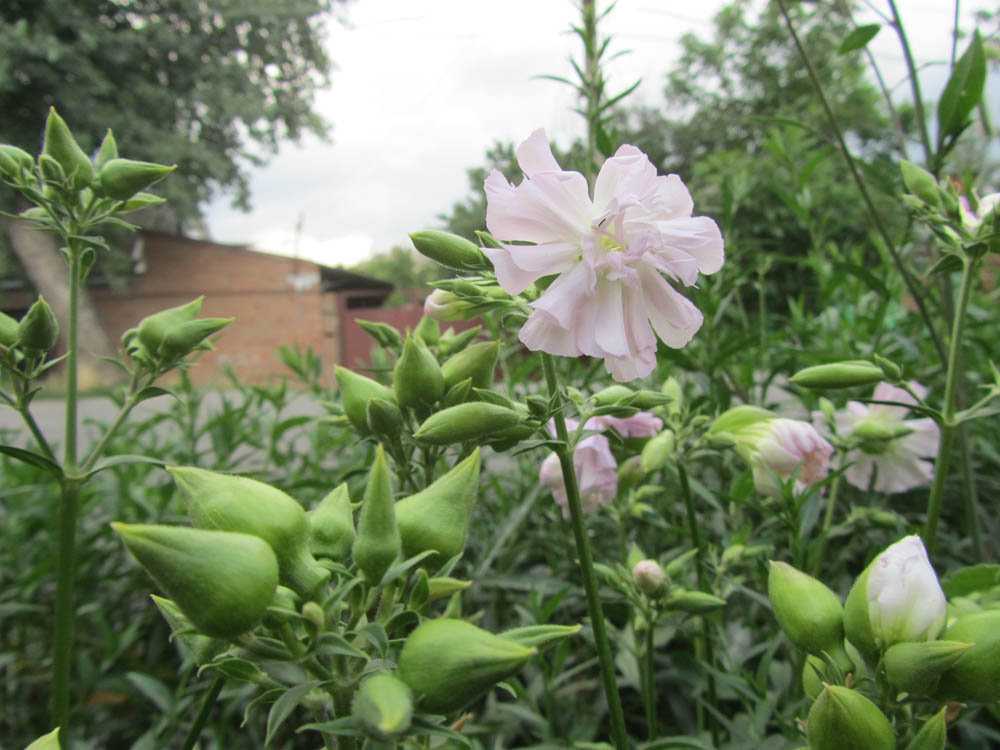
<box><xmin>180</xmin><ymin>673</ymin><xmax>226</xmax><ymax>750</ymax></box>
<box><xmin>540</xmin><ymin>353</ymin><xmax>628</xmax><ymax>750</ymax></box>
<box><xmin>642</xmin><ymin>617</ymin><xmax>656</xmax><ymax>739</ymax></box>
<box><xmin>80</xmin><ymin>390</ymin><xmax>141</xmax><ymax>472</ymax></box>
<box><xmin>886</xmin><ymin>0</ymin><xmax>934</xmax><ymax>166</ymax></box>
<box><xmin>810</xmin><ymin>470</ymin><xmax>843</xmax><ymax>576</ymax></box>
<box><xmin>16</xmin><ymin>396</ymin><xmax>58</xmax><ymax>463</ymax></box>
<box><xmin>924</xmin><ymin>257</ymin><xmax>976</xmax><ymax>553</ymax></box>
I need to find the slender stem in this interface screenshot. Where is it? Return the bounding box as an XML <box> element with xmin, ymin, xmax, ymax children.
<box><xmin>16</xmin><ymin>397</ymin><xmax>58</xmax><ymax>463</ymax></box>
<box><xmin>642</xmin><ymin>617</ymin><xmax>656</xmax><ymax>739</ymax></box>
<box><xmin>776</xmin><ymin>0</ymin><xmax>948</xmax><ymax>366</ymax></box>
<box><xmin>180</xmin><ymin>673</ymin><xmax>226</xmax><ymax>750</ymax></box>
<box><xmin>886</xmin><ymin>0</ymin><xmax>933</xmax><ymax>165</ymax></box>
<box><xmin>810</xmin><ymin>471</ymin><xmax>843</xmax><ymax>576</ymax></box>
<box><xmin>540</xmin><ymin>353</ymin><xmax>628</xmax><ymax>750</ymax></box>
<box><xmin>924</xmin><ymin>257</ymin><xmax>977</xmax><ymax>552</ymax></box>
<box><xmin>80</xmin><ymin>391</ymin><xmax>140</xmax><ymax>472</ymax></box>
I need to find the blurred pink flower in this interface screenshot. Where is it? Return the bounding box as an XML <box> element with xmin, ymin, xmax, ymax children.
<box><xmin>592</xmin><ymin>411</ymin><xmax>663</xmax><ymax>438</ymax></box>
<box><xmin>959</xmin><ymin>192</ymin><xmax>1000</xmax><ymax>230</ymax></box>
<box><xmin>484</xmin><ymin>129</ymin><xmax>724</xmax><ymax>382</ymax></box>
<box><xmin>749</xmin><ymin>418</ymin><xmax>834</xmax><ymax>496</ymax></box>
<box><xmin>540</xmin><ymin>433</ymin><xmax>618</xmax><ymax>517</ymax></box>
<box><xmin>835</xmin><ymin>383</ymin><xmax>940</xmax><ymax>494</ymax></box>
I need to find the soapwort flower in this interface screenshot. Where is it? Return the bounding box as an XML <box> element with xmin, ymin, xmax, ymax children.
<box><xmin>484</xmin><ymin>129</ymin><xmax>724</xmax><ymax>381</ymax></box>
<box><xmin>866</xmin><ymin>535</ymin><xmax>947</xmax><ymax>647</ymax></box>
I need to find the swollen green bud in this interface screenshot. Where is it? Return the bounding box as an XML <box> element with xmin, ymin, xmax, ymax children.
<box><xmin>873</xmin><ymin>353</ymin><xmax>902</xmax><ymax>382</ymax></box>
<box><xmin>397</xmin><ymin>618</ymin><xmax>537</xmax><ymax>712</ymax></box>
<box><xmin>426</xmin><ymin>576</ymin><xmax>472</xmax><ymax>602</ymax></box>
<box><xmin>935</xmin><ymin>611</ymin><xmax>1000</xmax><ymax>703</ymax></box>
<box><xmin>802</xmin><ymin>655</ymin><xmax>825</xmax><ymax>700</ymax></box>
<box><xmin>790</xmin><ymin>361</ymin><xmax>884</xmax><ymax>389</ymax></box>
<box><xmin>409</xmin><ymin>230</ymin><xmax>490</xmax><ymax>272</ymax></box>
<box><xmin>97</xmin><ymin>158</ymin><xmax>175</xmax><ymax>200</ymax></box>
<box><xmin>357</xmin><ymin>320</ymin><xmax>403</xmax><ymax>351</ymax></box>
<box><xmin>592</xmin><ymin>385</ymin><xmax>634</xmax><ymax>406</ymax></box>
<box><xmin>308</xmin><ymin>483</ymin><xmax>355</xmax><ymax>561</ymax></box>
<box><xmin>43</xmin><ymin>107</ymin><xmax>93</xmax><ymax>190</ymax></box>
<box><xmin>900</xmin><ymin>160</ymin><xmax>941</xmax><ymax>208</ymax></box>
<box><xmin>499</xmin><ymin>624</ymin><xmax>582</xmax><ymax>650</ymax></box>
<box><xmin>438</xmin><ymin>325</ymin><xmax>482</xmax><ymax>356</ymax></box>
<box><xmin>666</xmin><ymin>590</ymin><xmax>727</xmax><ymax>614</ymax></box>
<box><xmin>395</xmin><ymin>449</ymin><xmax>480</xmax><ymax>563</ymax></box>
<box><xmin>640</xmin><ymin>429</ymin><xmax>675</xmax><ymax>473</ymax></box>
<box><xmin>113</xmin><ymin>523</ymin><xmax>278</xmax><ymax>639</ymax></box>
<box><xmin>150</xmin><ymin>594</ymin><xmax>227</xmax><ymax>665</ymax></box>
<box><xmin>806</xmin><ymin>685</ymin><xmax>894</xmax><ymax>750</ymax></box>
<box><xmin>137</xmin><ymin>297</ymin><xmax>203</xmax><ymax>354</ymax></box>
<box><xmin>394</xmin><ymin>333</ymin><xmax>445</xmax><ymax>408</ymax></box>
<box><xmin>365</xmin><ymin>397</ymin><xmax>404</xmax><ymax>440</ymax></box>
<box><xmin>168</xmin><ymin>466</ymin><xmax>329</xmax><ymax>598</ymax></box>
<box><xmin>0</xmin><ymin>144</ymin><xmax>33</xmax><ymax>178</ymax></box>
<box><xmin>0</xmin><ymin>310</ymin><xmax>20</xmax><ymax>347</ymax></box>
<box><xmin>25</xmin><ymin>728</ymin><xmax>61</xmax><ymax>750</ymax></box>
<box><xmin>17</xmin><ymin>297</ymin><xmax>59</xmax><ymax>353</ymax></box>
<box><xmin>158</xmin><ymin>317</ymin><xmax>232</xmax><ymax>361</ymax></box>
<box><xmin>440</xmin><ymin>341</ymin><xmax>499</xmax><ymax>390</ymax></box>
<box><xmin>414</xmin><ymin>402</ymin><xmax>523</xmax><ymax>445</ymax></box>
<box><xmin>661</xmin><ymin>376</ymin><xmax>683</xmax><ymax>416</ymax></box>
<box><xmin>906</xmin><ymin>708</ymin><xmax>947</xmax><ymax>750</ymax></box>
<box><xmin>335</xmin><ymin>366</ymin><xmax>396</xmax><ymax>435</ymax></box>
<box><xmin>414</xmin><ymin>315</ymin><xmax>440</xmax><ymax>346</ymax></box>
<box><xmin>768</xmin><ymin>561</ymin><xmax>844</xmax><ymax>656</ymax></box>
<box><xmin>884</xmin><ymin>640</ymin><xmax>972</xmax><ymax>695</ymax></box>
<box><xmin>440</xmin><ymin>378</ymin><xmax>473</xmax><ymax>409</ymax></box>
<box><xmin>352</xmin><ymin>446</ymin><xmax>400</xmax><ymax>584</ymax></box>
<box><xmin>95</xmin><ymin>129</ymin><xmax>118</xmax><ymax>169</ymax></box>
<box><xmin>353</xmin><ymin>672</ymin><xmax>414</xmax><ymax>740</ymax></box>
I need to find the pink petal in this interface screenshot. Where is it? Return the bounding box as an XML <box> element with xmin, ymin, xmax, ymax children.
<box><xmin>640</xmin><ymin>268</ymin><xmax>703</xmax><ymax>348</ymax></box>
<box><xmin>516</xmin><ymin>129</ymin><xmax>563</xmax><ymax>177</ymax></box>
<box><xmin>593</xmin><ymin>146</ymin><xmax>658</xmax><ymax>210</ymax></box>
<box><xmin>486</xmin><ymin>170</ymin><xmax>592</xmax><ymax>245</ymax></box>
<box><xmin>519</xmin><ymin>311</ymin><xmax>581</xmax><ymax>357</ymax></box>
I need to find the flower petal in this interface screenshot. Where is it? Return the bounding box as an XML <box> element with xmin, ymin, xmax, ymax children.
<box><xmin>517</xmin><ymin>128</ymin><xmax>563</xmax><ymax>177</ymax></box>
<box><xmin>640</xmin><ymin>268</ymin><xmax>703</xmax><ymax>348</ymax></box>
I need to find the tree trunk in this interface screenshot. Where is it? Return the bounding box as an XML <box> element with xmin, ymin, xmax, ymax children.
<box><xmin>4</xmin><ymin>215</ymin><xmax>122</xmax><ymax>388</ymax></box>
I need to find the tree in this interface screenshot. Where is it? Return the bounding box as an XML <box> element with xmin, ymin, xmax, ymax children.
<box><xmin>0</xmin><ymin>0</ymin><xmax>345</xmax><ymax>376</ymax></box>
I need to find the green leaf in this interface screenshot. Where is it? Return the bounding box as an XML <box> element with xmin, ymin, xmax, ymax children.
<box><xmin>265</xmin><ymin>681</ymin><xmax>320</xmax><ymax>747</ymax></box>
<box><xmin>925</xmin><ymin>252</ymin><xmax>964</xmax><ymax>277</ymax></box>
<box><xmin>0</xmin><ymin>445</ymin><xmax>63</xmax><ymax>477</ymax></box>
<box><xmin>83</xmin><ymin>453</ymin><xmax>167</xmax><ymax>480</ymax></box>
<box><xmin>942</xmin><ymin>564</ymin><xmax>1000</xmax><ymax>598</ymax></box>
<box><xmin>204</xmin><ymin>657</ymin><xmax>271</xmax><ymax>685</ymax></box>
<box><xmin>125</xmin><ymin>671</ymin><xmax>174</xmax><ymax>713</ymax></box>
<box><xmin>134</xmin><ymin>385</ymin><xmax>174</xmax><ymax>403</ymax></box>
<box><xmin>297</xmin><ymin>717</ymin><xmax>363</xmax><ymax>737</ymax></box>
<box><xmin>838</xmin><ymin>24</ymin><xmax>880</xmax><ymax>54</ymax></box>
<box><xmin>937</xmin><ymin>30</ymin><xmax>986</xmax><ymax>148</ymax></box>
<box><xmin>315</xmin><ymin>632</ymin><xmax>369</xmax><ymax>660</ymax></box>
<box><xmin>352</xmin><ymin>622</ymin><xmax>388</xmax><ymax>657</ymax></box>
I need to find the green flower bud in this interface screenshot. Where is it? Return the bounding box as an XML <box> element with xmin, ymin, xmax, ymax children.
<box><xmin>366</xmin><ymin>397</ymin><xmax>404</xmax><ymax>440</ymax></box>
<box><xmin>119</xmin><ymin>192</ymin><xmax>168</xmax><ymax>213</ymax></box>
<box><xmin>95</xmin><ymin>129</ymin><xmax>118</xmax><ymax>169</ymax></box>
<box><xmin>906</xmin><ymin>707</ymin><xmax>948</xmax><ymax>750</ymax></box>
<box><xmin>308</xmin><ymin>483</ymin><xmax>355</xmax><ymax>562</ymax></box>
<box><xmin>850</xmin><ymin>420</ymin><xmax>915</xmax><ymax>444</ymax></box>
<box><xmin>43</xmin><ymin>107</ymin><xmax>92</xmax><ymax>190</ymax></box>
<box><xmin>414</xmin><ymin>314</ymin><xmax>440</xmax><ymax>345</ymax></box>
<box><xmin>806</xmin><ymin>685</ymin><xmax>894</xmax><ymax>750</ymax></box>
<box><xmin>437</xmin><ymin>325</ymin><xmax>482</xmax><ymax>356</ymax></box>
<box><xmin>396</xmin><ymin>448</ymin><xmax>480</xmax><ymax>563</ymax></box>
<box><xmin>592</xmin><ymin>385</ymin><xmax>634</xmax><ymax>406</ymax></box>
<box><xmin>150</xmin><ymin>594</ymin><xmax>228</xmax><ymax>665</ymax></box>
<box><xmin>440</xmin><ymin>341</ymin><xmax>499</xmax><ymax>390</ymax></box>
<box><xmin>38</xmin><ymin>154</ymin><xmax>65</xmax><ymax>185</ymax></box>
<box><xmin>17</xmin><ymin>297</ymin><xmax>59</xmax><ymax>353</ymax></box>
<box><xmin>0</xmin><ymin>148</ymin><xmax>19</xmax><ymax>181</ymax></box>
<box><xmin>353</xmin><ymin>672</ymin><xmax>414</xmax><ymax>740</ymax></box>
<box><xmin>900</xmin><ymin>160</ymin><xmax>941</xmax><ymax>208</ymax></box>
<box><xmin>0</xmin><ymin>310</ymin><xmax>20</xmax><ymax>347</ymax></box>
<box><xmin>25</xmin><ymin>728</ymin><xmax>61</xmax><ymax>750</ymax></box>
<box><xmin>301</xmin><ymin>600</ymin><xmax>325</xmax><ymax>630</ymax></box>
<box><xmin>873</xmin><ymin>353</ymin><xmax>902</xmax><ymax>382</ymax></box>
<box><xmin>352</xmin><ymin>446</ymin><xmax>401</xmax><ymax>584</ymax></box>
<box><xmin>661</xmin><ymin>376</ymin><xmax>683</xmax><ymax>416</ymax></box>
<box><xmin>334</xmin><ymin>366</ymin><xmax>396</xmax><ymax>435</ymax></box>
<box><xmin>168</xmin><ymin>466</ymin><xmax>329</xmax><ymax>598</ymax></box>
<box><xmin>789</xmin><ymin>361</ymin><xmax>884</xmax><ymax>390</ymax></box>
<box><xmin>113</xmin><ymin>523</ymin><xmax>278</xmax><ymax>639</ymax></box>
<box><xmin>666</xmin><ymin>589</ymin><xmax>727</xmax><ymax>614</ymax></box>
<box><xmin>935</xmin><ymin>610</ymin><xmax>1000</xmax><ymax>703</ymax></box>
<box><xmin>640</xmin><ymin>429</ymin><xmax>675</xmax><ymax>473</ymax></box>
<box><xmin>708</xmin><ymin>405</ymin><xmax>774</xmax><ymax>437</ymax></box>
<box><xmin>440</xmin><ymin>377</ymin><xmax>473</xmax><ymax>409</ymax></box>
<box><xmin>884</xmin><ymin>640</ymin><xmax>972</xmax><ymax>695</ymax></box>
<box><xmin>409</xmin><ymin>230</ymin><xmax>491</xmax><ymax>272</ymax></box>
<box><xmin>768</xmin><ymin>561</ymin><xmax>844</xmax><ymax>656</ymax></box>
<box><xmin>97</xmin><ymin>157</ymin><xmax>175</xmax><ymax>200</ymax></box>
<box><xmin>802</xmin><ymin>655</ymin><xmax>825</xmax><ymax>700</ymax></box>
<box><xmin>426</xmin><ymin>576</ymin><xmax>472</xmax><ymax>602</ymax></box>
<box><xmin>158</xmin><ymin>317</ymin><xmax>232</xmax><ymax>361</ymax></box>
<box><xmin>499</xmin><ymin>623</ymin><xmax>582</xmax><ymax>651</ymax></box>
<box><xmin>632</xmin><ymin>560</ymin><xmax>666</xmax><ymax>596</ymax></box>
<box><xmin>137</xmin><ymin>297</ymin><xmax>203</xmax><ymax>354</ymax></box>
<box><xmin>357</xmin><ymin>319</ymin><xmax>403</xmax><ymax>352</ymax></box>
<box><xmin>394</xmin><ymin>332</ymin><xmax>445</xmax><ymax>408</ymax></box>
<box><xmin>0</xmin><ymin>144</ymin><xmax>33</xmax><ymax>179</ymax></box>
<box><xmin>414</xmin><ymin>402</ymin><xmax>523</xmax><ymax>445</ymax></box>
<box><xmin>397</xmin><ymin>618</ymin><xmax>537</xmax><ymax>712</ymax></box>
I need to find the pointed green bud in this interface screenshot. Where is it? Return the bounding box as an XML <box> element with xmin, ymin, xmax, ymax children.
<box><xmin>900</xmin><ymin>160</ymin><xmax>941</xmax><ymax>208</ymax></box>
<box><xmin>426</xmin><ymin>576</ymin><xmax>472</xmax><ymax>602</ymax></box>
<box><xmin>308</xmin><ymin>483</ymin><xmax>355</xmax><ymax>562</ymax></box>
<box><xmin>708</xmin><ymin>405</ymin><xmax>774</xmax><ymax>437</ymax></box>
<box><xmin>396</xmin><ymin>448</ymin><xmax>480</xmax><ymax>562</ymax></box>
<box><xmin>632</xmin><ymin>560</ymin><xmax>666</xmax><ymax>596</ymax></box>
<box><xmin>25</xmin><ymin>728</ymin><xmax>61</xmax><ymax>750</ymax></box>
<box><xmin>592</xmin><ymin>385</ymin><xmax>634</xmax><ymax>406</ymax></box>
<box><xmin>150</xmin><ymin>594</ymin><xmax>227</xmax><ymax>665</ymax></box>
<box><xmin>851</xmin><ymin>420</ymin><xmax>915</xmax><ymax>443</ymax></box>
<box><xmin>95</xmin><ymin>129</ymin><xmax>118</xmax><ymax>169</ymax></box>
<box><xmin>158</xmin><ymin>317</ymin><xmax>232</xmax><ymax>361</ymax></box>
<box><xmin>806</xmin><ymin>685</ymin><xmax>894</xmax><ymax>750</ymax></box>
<box><xmin>906</xmin><ymin>707</ymin><xmax>948</xmax><ymax>750</ymax></box>
<box><xmin>437</xmin><ymin>325</ymin><xmax>482</xmax><ymax>356</ymax></box>
<box><xmin>414</xmin><ymin>314</ymin><xmax>440</xmax><ymax>345</ymax></box>
<box><xmin>357</xmin><ymin>319</ymin><xmax>403</xmax><ymax>352</ymax></box>
<box><xmin>397</xmin><ymin>618</ymin><xmax>537</xmax><ymax>712</ymax></box>
<box><xmin>137</xmin><ymin>297</ymin><xmax>203</xmax><ymax>354</ymax></box>
<box><xmin>665</xmin><ymin>548</ymin><xmax>698</xmax><ymax>579</ymax></box>
<box><xmin>0</xmin><ymin>148</ymin><xmax>19</xmax><ymax>180</ymax></box>
<box><xmin>168</xmin><ymin>466</ymin><xmax>329</xmax><ymax>598</ymax></box>
<box><xmin>802</xmin><ymin>655</ymin><xmax>825</xmax><ymax>700</ymax></box>
<box><xmin>0</xmin><ymin>310</ymin><xmax>20</xmax><ymax>347</ymax></box>
<box><xmin>884</xmin><ymin>640</ymin><xmax>972</xmax><ymax>695</ymax></box>
<box><xmin>499</xmin><ymin>623</ymin><xmax>581</xmax><ymax>651</ymax></box>
<box><xmin>666</xmin><ymin>589</ymin><xmax>727</xmax><ymax>614</ymax></box>
<box><xmin>409</xmin><ymin>230</ymin><xmax>491</xmax><ymax>272</ymax></box>
<box><xmin>440</xmin><ymin>377</ymin><xmax>473</xmax><ymax>409</ymax></box>
<box><xmin>352</xmin><ymin>446</ymin><xmax>400</xmax><ymax>584</ymax></box>
<box><xmin>302</xmin><ymin>600</ymin><xmax>325</xmax><ymax>630</ymax></box>
<box><xmin>935</xmin><ymin>610</ymin><xmax>1000</xmax><ymax>703</ymax></box>
<box><xmin>394</xmin><ymin>332</ymin><xmax>445</xmax><ymax>407</ymax></box>
<box><xmin>352</xmin><ymin>672</ymin><xmax>414</xmax><ymax>740</ymax></box>
<box><xmin>873</xmin><ymin>353</ymin><xmax>902</xmax><ymax>382</ymax></box>
<box><xmin>335</xmin><ymin>366</ymin><xmax>396</xmax><ymax>435</ymax></box>
<box><xmin>43</xmin><ymin>107</ymin><xmax>93</xmax><ymax>190</ymax></box>
<box><xmin>38</xmin><ymin>154</ymin><xmax>66</xmax><ymax>185</ymax></box>
<box><xmin>113</xmin><ymin>523</ymin><xmax>278</xmax><ymax>639</ymax></box>
<box><xmin>17</xmin><ymin>296</ymin><xmax>59</xmax><ymax>353</ymax></box>
<box><xmin>0</xmin><ymin>144</ymin><xmax>33</xmax><ymax>179</ymax></box>
<box><xmin>790</xmin><ymin>361</ymin><xmax>884</xmax><ymax>390</ymax></box>
<box><xmin>661</xmin><ymin>376</ymin><xmax>683</xmax><ymax>416</ymax></box>
<box><xmin>768</xmin><ymin>561</ymin><xmax>844</xmax><ymax>656</ymax></box>
<box><xmin>414</xmin><ymin>402</ymin><xmax>523</xmax><ymax>445</ymax></box>
<box><xmin>365</xmin><ymin>397</ymin><xmax>403</xmax><ymax>440</ymax></box>
<box><xmin>640</xmin><ymin>429</ymin><xmax>675</xmax><ymax>473</ymax></box>
<box><xmin>440</xmin><ymin>341</ymin><xmax>499</xmax><ymax>390</ymax></box>
<box><xmin>97</xmin><ymin>157</ymin><xmax>175</xmax><ymax>200</ymax></box>
<box><xmin>119</xmin><ymin>192</ymin><xmax>168</xmax><ymax>214</ymax></box>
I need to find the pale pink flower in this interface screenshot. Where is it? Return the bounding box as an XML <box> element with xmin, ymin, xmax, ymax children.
<box><xmin>835</xmin><ymin>383</ymin><xmax>940</xmax><ymax>494</ymax></box>
<box><xmin>959</xmin><ymin>192</ymin><xmax>1000</xmax><ymax>230</ymax></box>
<box><xmin>484</xmin><ymin>129</ymin><xmax>724</xmax><ymax>382</ymax></box>
<box><xmin>540</xmin><ymin>417</ymin><xmax>620</xmax><ymax>516</ymax></box>
<box><xmin>591</xmin><ymin>412</ymin><xmax>663</xmax><ymax>438</ymax></box>
<box><xmin>423</xmin><ymin>289</ymin><xmax>463</xmax><ymax>321</ymax></box>
<box><xmin>749</xmin><ymin>418</ymin><xmax>834</xmax><ymax>496</ymax></box>
<box><xmin>866</xmin><ymin>535</ymin><xmax>947</xmax><ymax>646</ymax></box>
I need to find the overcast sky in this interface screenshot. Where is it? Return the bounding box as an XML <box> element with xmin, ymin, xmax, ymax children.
<box><xmin>201</xmin><ymin>0</ymin><xmax>995</xmax><ymax>268</ymax></box>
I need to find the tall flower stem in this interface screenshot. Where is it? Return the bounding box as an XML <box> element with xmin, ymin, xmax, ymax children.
<box><xmin>924</xmin><ymin>257</ymin><xmax>976</xmax><ymax>553</ymax></box>
<box><xmin>180</xmin><ymin>673</ymin><xmax>226</xmax><ymax>750</ymax></box>
<box><xmin>541</xmin><ymin>353</ymin><xmax>628</xmax><ymax>750</ymax></box>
